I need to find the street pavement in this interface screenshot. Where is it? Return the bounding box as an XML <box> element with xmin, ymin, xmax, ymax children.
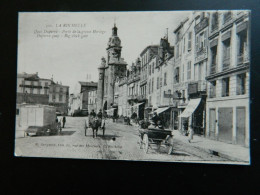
<box><xmin>15</xmin><ymin>116</ymin><xmax>231</xmax><ymax>163</ymax></box>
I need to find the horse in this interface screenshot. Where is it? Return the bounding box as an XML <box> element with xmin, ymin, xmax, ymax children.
<box><xmin>90</xmin><ymin>117</ymin><xmax>102</xmax><ymax>138</ymax></box>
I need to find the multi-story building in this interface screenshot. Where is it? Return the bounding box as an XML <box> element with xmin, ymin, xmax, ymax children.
<box><xmin>139</xmin><ymin>45</ymin><xmax>159</xmax><ymax>118</ymax></box>
<box><xmin>88</xmin><ymin>89</ymin><xmax>97</xmax><ymax>112</ymax></box>
<box><xmin>49</xmin><ymin>82</ymin><xmax>69</xmax><ymax>114</ymax></box>
<box><xmin>206</xmin><ymin>11</ymin><xmax>250</xmax><ymax>146</ymax></box>
<box><xmin>78</xmin><ymin>81</ymin><xmax>98</xmax><ymax>110</ymax></box>
<box><xmin>152</xmin><ymin>36</ymin><xmax>175</xmax><ymax>129</ymax></box>
<box><xmin>17</xmin><ymin>72</ymin><xmax>70</xmax><ymax>114</ymax></box>
<box><xmin>68</xmin><ymin>93</ymin><xmax>81</xmax><ymax>116</ymax></box>
<box><xmin>171</xmin><ymin>12</ymin><xmax>209</xmax><ymax>135</ymax></box>
<box><xmin>17</xmin><ymin>72</ymin><xmax>52</xmax><ymax>105</ymax></box>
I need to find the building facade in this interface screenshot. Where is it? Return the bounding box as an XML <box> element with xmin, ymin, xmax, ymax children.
<box><xmin>206</xmin><ymin>11</ymin><xmax>250</xmax><ymax>147</ymax></box>
<box><xmin>17</xmin><ymin>72</ymin><xmax>52</xmax><ymax>105</ymax></box>
<box><xmin>17</xmin><ymin>72</ymin><xmax>70</xmax><ymax>115</ymax></box>
<box><xmin>48</xmin><ymin>82</ymin><xmax>69</xmax><ymax>114</ymax></box>
<box><xmin>94</xmin><ymin>11</ymin><xmax>250</xmax><ymax>147</ymax></box>
<box><xmin>88</xmin><ymin>89</ymin><xmax>97</xmax><ymax>112</ymax></box>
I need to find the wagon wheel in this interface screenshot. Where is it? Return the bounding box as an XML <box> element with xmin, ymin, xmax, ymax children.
<box><xmin>167</xmin><ymin>145</ymin><xmax>173</xmax><ymax>155</ymax></box>
<box><xmin>142</xmin><ymin>134</ymin><xmax>149</xmax><ymax>153</ymax></box>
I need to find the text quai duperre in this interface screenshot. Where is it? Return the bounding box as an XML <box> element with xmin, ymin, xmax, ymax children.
<box><xmin>35</xmin><ymin>143</ymin><xmax>122</xmax><ymax>149</ymax></box>
<box><xmin>34</xmin><ymin>23</ymin><xmax>106</xmax><ymax>39</ymax></box>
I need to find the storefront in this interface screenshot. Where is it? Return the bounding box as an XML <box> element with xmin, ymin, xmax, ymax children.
<box><xmin>178</xmin><ymin>98</ymin><xmax>204</xmax><ymax>135</ymax></box>
<box><xmin>150</xmin><ymin>106</ymin><xmax>171</xmax><ymax>129</ymax></box>
<box><xmin>132</xmin><ymin>102</ymin><xmax>145</xmax><ymax>120</ymax></box>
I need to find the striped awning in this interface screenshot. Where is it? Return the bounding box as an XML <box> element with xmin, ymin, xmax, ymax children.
<box><xmin>178</xmin><ymin>98</ymin><xmax>201</xmax><ymax>118</ymax></box>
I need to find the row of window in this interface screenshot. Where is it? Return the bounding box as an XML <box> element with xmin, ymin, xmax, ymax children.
<box><xmin>210</xmin><ymin>11</ymin><xmax>239</xmax><ymax>33</ymax></box>
<box><xmin>209</xmin><ymin>73</ymin><xmax>246</xmax><ymax>98</ymax></box>
<box><xmin>51</xmin><ymin>94</ymin><xmax>65</xmax><ymax>102</ymax></box>
<box><xmin>176</xmin><ymin>31</ymin><xmax>193</xmax><ymax>58</ymax></box>
<box><xmin>210</xmin><ymin>28</ymin><xmax>248</xmax><ymax>74</ymax></box>
<box><xmin>27</xmin><ymin>88</ymin><xmax>48</xmax><ymax>95</ymax></box>
<box><xmin>22</xmin><ymin>80</ymin><xmax>49</xmax><ymax>87</ymax></box>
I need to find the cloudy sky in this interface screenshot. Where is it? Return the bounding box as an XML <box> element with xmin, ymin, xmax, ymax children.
<box><xmin>18</xmin><ymin>11</ymin><xmax>190</xmax><ymax>93</ymax></box>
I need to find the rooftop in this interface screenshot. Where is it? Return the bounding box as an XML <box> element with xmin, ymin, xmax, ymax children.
<box><xmin>78</xmin><ymin>81</ymin><xmax>98</xmax><ymax>87</ymax></box>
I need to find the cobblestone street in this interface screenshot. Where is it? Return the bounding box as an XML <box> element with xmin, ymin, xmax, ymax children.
<box><xmin>15</xmin><ymin>116</ymin><xmax>228</xmax><ymax>162</ymax></box>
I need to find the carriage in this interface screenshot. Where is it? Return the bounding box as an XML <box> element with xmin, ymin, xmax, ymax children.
<box><xmin>84</xmin><ymin>116</ymin><xmax>106</xmax><ymax>138</ymax></box>
<box><xmin>139</xmin><ymin>127</ymin><xmax>174</xmax><ymax>154</ymax></box>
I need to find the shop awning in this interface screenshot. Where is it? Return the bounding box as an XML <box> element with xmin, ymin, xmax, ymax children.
<box><xmin>178</xmin><ymin>98</ymin><xmax>201</xmax><ymax>118</ymax></box>
<box><xmin>132</xmin><ymin>102</ymin><xmax>144</xmax><ymax>108</ymax></box>
<box><xmin>154</xmin><ymin>107</ymin><xmax>170</xmax><ymax>114</ymax></box>
<box><xmin>105</xmin><ymin>108</ymin><xmax>116</xmax><ymax>115</ymax></box>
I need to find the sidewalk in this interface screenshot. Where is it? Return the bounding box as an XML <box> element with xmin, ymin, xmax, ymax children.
<box><xmin>173</xmin><ymin>130</ymin><xmax>250</xmax><ymax>164</ymax></box>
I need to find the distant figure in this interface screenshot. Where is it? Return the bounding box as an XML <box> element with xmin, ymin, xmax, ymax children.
<box><xmin>165</xmin><ymin>131</ymin><xmax>174</xmax><ymax>154</ymax></box>
<box><xmin>55</xmin><ymin>116</ymin><xmax>58</xmax><ymax>123</ymax></box>
<box><xmin>62</xmin><ymin>116</ymin><xmax>66</xmax><ymax>128</ymax></box>
<box><xmin>90</xmin><ymin>109</ymin><xmax>96</xmax><ymax>117</ymax></box>
<box><xmin>97</xmin><ymin>109</ymin><xmax>102</xmax><ymax>119</ymax></box>
<box><xmin>127</xmin><ymin>117</ymin><xmax>131</xmax><ymax>125</ymax></box>
<box><xmin>131</xmin><ymin>112</ymin><xmax>137</xmax><ymax>123</ymax></box>
<box><xmin>157</xmin><ymin>120</ymin><xmax>164</xmax><ymax>130</ymax></box>
<box><xmin>188</xmin><ymin>124</ymin><xmax>194</xmax><ymax>143</ymax></box>
<box><xmin>151</xmin><ymin>112</ymin><xmax>159</xmax><ymax>127</ymax></box>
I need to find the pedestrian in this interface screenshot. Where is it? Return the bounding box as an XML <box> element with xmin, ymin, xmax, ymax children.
<box><xmin>62</xmin><ymin>116</ymin><xmax>66</xmax><ymax>128</ymax></box>
<box><xmin>188</xmin><ymin>124</ymin><xmax>194</xmax><ymax>143</ymax></box>
<box><xmin>90</xmin><ymin>109</ymin><xmax>96</xmax><ymax>118</ymax></box>
<box><xmin>151</xmin><ymin>112</ymin><xmax>159</xmax><ymax>127</ymax></box>
<box><xmin>165</xmin><ymin>131</ymin><xmax>174</xmax><ymax>154</ymax></box>
<box><xmin>97</xmin><ymin>109</ymin><xmax>102</xmax><ymax>119</ymax></box>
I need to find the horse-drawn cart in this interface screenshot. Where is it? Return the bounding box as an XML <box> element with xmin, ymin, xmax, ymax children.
<box><xmin>139</xmin><ymin>127</ymin><xmax>174</xmax><ymax>154</ymax></box>
<box><xmin>85</xmin><ymin>116</ymin><xmax>106</xmax><ymax>138</ymax></box>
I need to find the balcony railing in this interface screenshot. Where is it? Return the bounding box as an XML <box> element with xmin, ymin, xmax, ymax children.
<box><xmin>128</xmin><ymin>94</ymin><xmax>138</xmax><ymax>100</ymax></box>
<box><xmin>209</xmin><ymin>88</ymin><xmax>216</xmax><ymax>98</ymax></box>
<box><xmin>237</xmin><ymin>55</ymin><xmax>244</xmax><ymax>65</ymax></box>
<box><xmin>223</xmin><ymin>12</ymin><xmax>232</xmax><ymax>24</ymax></box>
<box><xmin>137</xmin><ymin>94</ymin><xmax>147</xmax><ymax>101</ymax></box>
<box><xmin>222</xmin><ymin>58</ymin><xmax>230</xmax><ymax>71</ymax></box>
<box><xmin>238</xmin><ymin>52</ymin><xmax>249</xmax><ymax>65</ymax></box>
<box><xmin>197</xmin><ymin>47</ymin><xmax>206</xmax><ymax>56</ymax></box>
<box><xmin>211</xmin><ymin>23</ymin><xmax>218</xmax><ymax>33</ymax></box>
<box><xmin>195</xmin><ymin>17</ymin><xmax>209</xmax><ymax>34</ymax></box>
<box><xmin>210</xmin><ymin>63</ymin><xmax>216</xmax><ymax>74</ymax></box>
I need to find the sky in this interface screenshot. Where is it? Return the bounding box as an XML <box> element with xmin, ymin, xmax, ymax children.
<box><xmin>18</xmin><ymin>11</ymin><xmax>190</xmax><ymax>93</ymax></box>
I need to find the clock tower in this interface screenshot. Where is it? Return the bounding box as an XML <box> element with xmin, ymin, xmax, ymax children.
<box><xmin>97</xmin><ymin>24</ymin><xmax>127</xmax><ymax>113</ymax></box>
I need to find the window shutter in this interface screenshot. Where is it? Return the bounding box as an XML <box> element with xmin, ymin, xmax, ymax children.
<box><xmin>222</xmin><ymin>79</ymin><xmax>226</xmax><ymax>96</ymax></box>
<box><xmin>204</xmin><ymin>30</ymin><xmax>207</xmax><ymax>48</ymax></box>
<box><xmin>196</xmin><ymin>35</ymin><xmax>199</xmax><ymax>52</ymax></box>
<box><xmin>188</xmin><ymin>32</ymin><xmax>192</xmax><ymax>50</ymax></box>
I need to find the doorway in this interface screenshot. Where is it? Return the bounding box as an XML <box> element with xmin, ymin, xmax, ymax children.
<box><xmin>236</xmin><ymin>107</ymin><xmax>246</xmax><ymax>145</ymax></box>
<box><xmin>209</xmin><ymin>108</ymin><xmax>216</xmax><ymax>138</ymax></box>
<box><xmin>218</xmin><ymin>107</ymin><xmax>233</xmax><ymax>143</ymax></box>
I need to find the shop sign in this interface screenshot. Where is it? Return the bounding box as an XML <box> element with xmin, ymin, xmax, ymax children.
<box><xmin>188</xmin><ymin>83</ymin><xmax>198</xmax><ymax>94</ymax></box>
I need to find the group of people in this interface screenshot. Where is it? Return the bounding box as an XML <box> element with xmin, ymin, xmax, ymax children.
<box><xmin>89</xmin><ymin>109</ymin><xmax>103</xmax><ymax>119</ymax></box>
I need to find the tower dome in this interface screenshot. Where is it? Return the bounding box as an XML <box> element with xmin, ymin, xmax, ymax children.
<box><xmin>107</xmin><ymin>24</ymin><xmax>121</xmax><ymax>48</ymax></box>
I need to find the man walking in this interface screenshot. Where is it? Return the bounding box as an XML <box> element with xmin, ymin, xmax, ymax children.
<box><xmin>62</xmin><ymin>116</ymin><xmax>66</xmax><ymax>128</ymax></box>
<box><xmin>188</xmin><ymin>124</ymin><xmax>194</xmax><ymax>143</ymax></box>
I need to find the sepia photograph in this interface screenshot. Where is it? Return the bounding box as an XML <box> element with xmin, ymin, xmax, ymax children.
<box><xmin>15</xmin><ymin>10</ymin><xmax>250</xmax><ymax>164</ymax></box>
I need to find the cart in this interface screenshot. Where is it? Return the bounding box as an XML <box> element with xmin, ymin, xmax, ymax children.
<box><xmin>139</xmin><ymin>127</ymin><xmax>174</xmax><ymax>154</ymax></box>
<box><xmin>84</xmin><ymin>116</ymin><xmax>106</xmax><ymax>137</ymax></box>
